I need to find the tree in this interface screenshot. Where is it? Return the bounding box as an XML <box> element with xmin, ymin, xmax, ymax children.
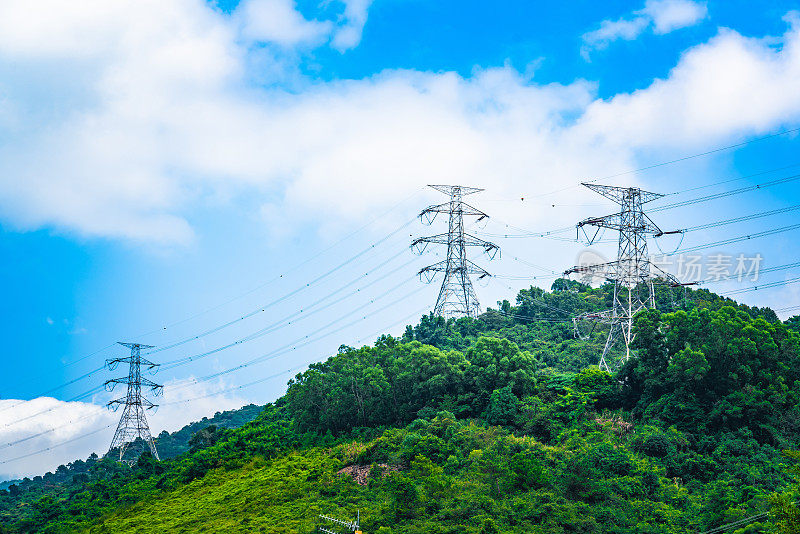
<box><xmin>483</xmin><ymin>385</ymin><xmax>519</xmax><ymax>426</ymax></box>
<box><xmin>771</xmin><ymin>450</ymin><xmax>800</xmax><ymax>534</ymax></box>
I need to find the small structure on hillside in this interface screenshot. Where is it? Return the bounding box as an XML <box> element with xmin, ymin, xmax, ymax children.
<box><xmin>318</xmin><ymin>510</ymin><xmax>361</xmax><ymax>534</ymax></box>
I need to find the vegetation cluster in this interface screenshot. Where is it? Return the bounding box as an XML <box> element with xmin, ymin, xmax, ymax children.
<box><xmin>1</xmin><ymin>282</ymin><xmax>798</xmax><ymax>533</ymax></box>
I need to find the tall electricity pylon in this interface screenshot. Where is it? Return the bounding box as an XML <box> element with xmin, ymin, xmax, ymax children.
<box><xmin>564</xmin><ymin>183</ymin><xmax>682</xmax><ymax>372</ymax></box>
<box><xmin>105</xmin><ymin>342</ymin><xmax>163</xmax><ymax>463</ymax></box>
<box><xmin>412</xmin><ymin>184</ymin><xmax>499</xmax><ymax>318</ymax></box>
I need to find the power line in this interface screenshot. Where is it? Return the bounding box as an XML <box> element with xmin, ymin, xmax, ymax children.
<box><xmin>592</xmin><ymin>126</ymin><xmax>800</xmax><ymax>184</ymax></box>
<box><xmin>651</xmin><ymin>174</ymin><xmax>800</xmax><ymax>213</ymax></box>
<box><xmin>133</xmin><ymin>189</ymin><xmax>425</xmax><ymax>345</ymax></box>
<box><xmin>664</xmin><ymin>161</ymin><xmax>800</xmax><ymax>198</ymax></box>
<box><xmin>493</xmin><ymin>310</ymin><xmax>572</xmax><ymax>323</ymax></box>
<box><xmin>0</xmin><ymin>386</ymin><xmax>106</xmax><ymax>430</ymax></box>
<box><xmin>159</xmin><ymin>270</ymin><xmax>419</xmax><ymax>371</ymax></box>
<box><xmin>674</xmin><ymin>222</ymin><xmax>800</xmax><ymax>254</ymax></box>
<box><xmin>146</xmin><ymin>218</ymin><xmax>416</xmax><ymax>356</ymax></box>
<box><xmin>700</xmin><ymin>510</ymin><xmax>771</xmax><ymax>534</ymax></box>
<box><xmin>159</xmin><ymin>305</ymin><xmax>430</xmax><ymax>409</ymax></box>
<box><xmin>721</xmin><ymin>275</ymin><xmax>800</xmax><ymax>296</ymax></box>
<box><xmin>0</xmin><ymin>423</ymin><xmax>116</xmax><ymax>466</ymax></box>
<box><xmin>164</xmin><ymin>284</ymin><xmax>429</xmax><ymax>394</ymax></box>
<box><xmin>156</xmin><ymin>247</ymin><xmax>416</xmax><ymax>366</ymax></box>
<box><xmin>3</xmin><ymin>227</ymin><xmax>417</xmax><ymax>413</ymax></box>
<box><xmin>482</xmin><ymin>168</ymin><xmax>800</xmax><ymax>240</ymax></box>
<box><xmin>1</xmin><ymin>218</ymin><xmax>419</xmax><ymax>413</ymax></box>
<box><xmin>522</xmin><ymin>126</ymin><xmax>800</xmax><ymax>200</ymax></box>
<box><xmin>0</xmin><ymin>367</ymin><xmax>107</xmax><ymax>417</ymax></box>
<box><xmin>680</xmin><ymin>204</ymin><xmax>800</xmax><ymax>232</ymax></box>
<box><xmin>0</xmin><ymin>305</ymin><xmax>430</xmax><ymax>465</ymax></box>
<box><xmin>699</xmin><ymin>261</ymin><xmax>800</xmax><ymax>285</ymax></box>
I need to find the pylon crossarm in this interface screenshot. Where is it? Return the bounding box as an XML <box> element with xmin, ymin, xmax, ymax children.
<box><xmin>418</xmin><ymin>260</ymin><xmax>448</xmax><ymax>273</ymax></box>
<box><xmin>415</xmin><ymin>233</ymin><xmax>497</xmax><ymax>253</ymax></box>
<box><xmin>412</xmin><ymin>233</ymin><xmax>450</xmax><ymax>248</ymax></box>
<box><xmin>138</xmin><ymin>357</ymin><xmax>160</xmax><ymax>370</ymax></box>
<box><xmin>464</xmin><ymin>260</ymin><xmax>492</xmax><ymax>278</ymax></box>
<box><xmin>458</xmin><ymin>201</ymin><xmax>490</xmax><ymax>220</ymax></box>
<box><xmin>420</xmin><ymin>202</ymin><xmax>489</xmax><ymax>225</ymax></box>
<box><xmin>648</xmin><ymin>263</ymin><xmax>683</xmax><ymax>286</ymax></box>
<box><xmin>574</xmin><ymin>309</ymin><xmax>615</xmax><ymax>322</ymax></box>
<box><xmin>104</xmin><ymin>357</ymin><xmax>131</xmax><ymax>371</ymax></box>
<box><xmin>582</xmin><ymin>183</ymin><xmax>664</xmax><ymax>204</ymax></box>
<box><xmin>117</xmin><ymin>341</ymin><xmax>155</xmax><ymax>350</ymax></box>
<box><xmin>564</xmin><ymin>260</ymin><xmax>619</xmax><ymax>280</ymax></box>
<box><xmin>106</xmin><ymin>398</ymin><xmax>126</xmax><ymax>411</ymax></box>
<box><xmin>104</xmin><ymin>378</ymin><xmax>128</xmax><ymax>392</ymax></box>
<box><xmin>428</xmin><ymin>184</ymin><xmax>483</xmax><ymax>196</ymax></box>
<box><xmin>577</xmin><ymin>212</ymin><xmax>661</xmax><ymax>234</ymax></box>
<box><xmin>140</xmin><ymin>378</ymin><xmax>163</xmax><ymax>395</ymax></box>
<box><xmin>462</xmin><ymin>233</ymin><xmax>500</xmax><ymax>256</ymax></box>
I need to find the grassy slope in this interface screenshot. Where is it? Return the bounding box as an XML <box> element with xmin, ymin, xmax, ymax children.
<box><xmin>87</xmin><ymin>450</ymin><xmax>343</xmax><ymax>534</ymax></box>
<box><xmin>84</xmin><ymin>417</ymin><xmax>699</xmax><ymax>534</ymax></box>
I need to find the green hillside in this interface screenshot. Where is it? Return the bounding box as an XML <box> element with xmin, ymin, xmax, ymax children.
<box><xmin>1</xmin><ymin>281</ymin><xmax>799</xmax><ymax>533</ymax></box>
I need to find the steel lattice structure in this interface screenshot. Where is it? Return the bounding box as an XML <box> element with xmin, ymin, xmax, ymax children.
<box><xmin>412</xmin><ymin>185</ymin><xmax>499</xmax><ymax>318</ymax></box>
<box><xmin>564</xmin><ymin>183</ymin><xmax>683</xmax><ymax>372</ymax></box>
<box><xmin>105</xmin><ymin>342</ymin><xmax>163</xmax><ymax>463</ymax></box>
<box><xmin>318</xmin><ymin>511</ymin><xmax>361</xmax><ymax>534</ymax></box>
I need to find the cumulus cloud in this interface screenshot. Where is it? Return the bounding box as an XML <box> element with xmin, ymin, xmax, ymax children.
<box><xmin>0</xmin><ymin>397</ymin><xmax>113</xmax><ymax>480</ymax></box>
<box><xmin>237</xmin><ymin>0</ymin><xmax>332</xmax><ymax>47</ymax></box>
<box><xmin>331</xmin><ymin>0</ymin><xmax>374</xmax><ymax>52</ymax></box>
<box><xmin>582</xmin><ymin>0</ymin><xmax>708</xmax><ymax>58</ymax></box>
<box><xmin>644</xmin><ymin>0</ymin><xmax>708</xmax><ymax>34</ymax></box>
<box><xmin>0</xmin><ymin>0</ymin><xmax>796</xmax><ymax>249</ymax></box>
<box><xmin>0</xmin><ymin>379</ymin><xmax>250</xmax><ymax>481</ymax></box>
<box><xmin>578</xmin><ymin>14</ymin><xmax>800</xmax><ymax>148</ymax></box>
<box><xmin>236</xmin><ymin>0</ymin><xmax>373</xmax><ymax>51</ymax></box>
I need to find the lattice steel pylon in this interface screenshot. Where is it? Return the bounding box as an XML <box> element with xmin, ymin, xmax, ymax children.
<box><xmin>564</xmin><ymin>183</ymin><xmax>683</xmax><ymax>372</ymax></box>
<box><xmin>105</xmin><ymin>342</ymin><xmax>163</xmax><ymax>463</ymax></box>
<box><xmin>412</xmin><ymin>185</ymin><xmax>499</xmax><ymax>318</ymax></box>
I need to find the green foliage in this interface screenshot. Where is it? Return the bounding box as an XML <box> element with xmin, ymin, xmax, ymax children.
<box><xmin>1</xmin><ymin>283</ymin><xmax>798</xmax><ymax>532</ymax></box>
<box><xmin>771</xmin><ymin>450</ymin><xmax>800</xmax><ymax>534</ymax></box>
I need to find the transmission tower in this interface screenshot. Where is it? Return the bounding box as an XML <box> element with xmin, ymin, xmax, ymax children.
<box><xmin>412</xmin><ymin>185</ymin><xmax>499</xmax><ymax>318</ymax></box>
<box><xmin>564</xmin><ymin>183</ymin><xmax>683</xmax><ymax>372</ymax></box>
<box><xmin>105</xmin><ymin>342</ymin><xmax>163</xmax><ymax>463</ymax></box>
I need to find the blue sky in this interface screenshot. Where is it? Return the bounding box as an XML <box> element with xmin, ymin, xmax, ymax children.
<box><xmin>1</xmin><ymin>0</ymin><xmax>800</xmax><ymax>478</ymax></box>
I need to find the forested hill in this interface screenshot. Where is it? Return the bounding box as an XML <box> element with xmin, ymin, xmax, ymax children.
<box><xmin>0</xmin><ymin>403</ymin><xmax>263</xmax><ymax>492</ymax></box>
<box><xmin>1</xmin><ymin>281</ymin><xmax>799</xmax><ymax>533</ymax></box>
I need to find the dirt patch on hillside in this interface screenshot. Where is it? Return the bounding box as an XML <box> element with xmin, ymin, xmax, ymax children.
<box><xmin>337</xmin><ymin>464</ymin><xmax>401</xmax><ymax>486</ymax></box>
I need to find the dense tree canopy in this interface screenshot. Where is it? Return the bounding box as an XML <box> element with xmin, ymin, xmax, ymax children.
<box><xmin>1</xmin><ymin>282</ymin><xmax>798</xmax><ymax>533</ymax></box>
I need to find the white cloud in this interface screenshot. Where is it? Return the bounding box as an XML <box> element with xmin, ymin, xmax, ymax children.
<box><xmin>237</xmin><ymin>0</ymin><xmax>332</xmax><ymax>47</ymax></box>
<box><xmin>582</xmin><ymin>16</ymin><xmax>650</xmax><ymax>54</ymax></box>
<box><xmin>331</xmin><ymin>0</ymin><xmax>374</xmax><ymax>52</ymax></box>
<box><xmin>0</xmin><ymin>0</ymin><xmax>796</xmax><ymax>249</ymax></box>
<box><xmin>644</xmin><ymin>0</ymin><xmax>708</xmax><ymax>35</ymax></box>
<box><xmin>578</xmin><ymin>15</ymin><xmax>800</xmax><ymax>149</ymax></box>
<box><xmin>582</xmin><ymin>0</ymin><xmax>707</xmax><ymax>58</ymax></box>
<box><xmin>0</xmin><ymin>397</ymin><xmax>113</xmax><ymax>480</ymax></box>
<box><xmin>0</xmin><ymin>380</ymin><xmax>251</xmax><ymax>481</ymax></box>
<box><xmin>236</xmin><ymin>0</ymin><xmax>373</xmax><ymax>51</ymax></box>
